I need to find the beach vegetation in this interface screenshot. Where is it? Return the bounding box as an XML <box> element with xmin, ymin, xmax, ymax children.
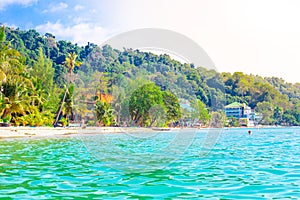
<box><xmin>0</xmin><ymin>26</ymin><xmax>300</xmax><ymax>127</ymax></box>
<box><xmin>95</xmin><ymin>100</ymin><xmax>115</xmax><ymax>126</ymax></box>
<box><xmin>191</xmin><ymin>99</ymin><xmax>211</xmax><ymax>126</ymax></box>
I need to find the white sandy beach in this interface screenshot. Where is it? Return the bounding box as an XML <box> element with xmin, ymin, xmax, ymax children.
<box><xmin>0</xmin><ymin>126</ymin><xmax>127</xmax><ymax>139</ymax></box>
<box><xmin>0</xmin><ymin>126</ymin><xmax>173</xmax><ymax>139</ymax></box>
<box><xmin>0</xmin><ymin>126</ymin><xmax>277</xmax><ymax>139</ymax></box>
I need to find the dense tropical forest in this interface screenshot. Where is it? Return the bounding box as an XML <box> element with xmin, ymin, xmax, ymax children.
<box><xmin>0</xmin><ymin>26</ymin><xmax>300</xmax><ymax>127</ymax></box>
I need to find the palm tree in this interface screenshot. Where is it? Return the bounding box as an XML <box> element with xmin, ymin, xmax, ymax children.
<box><xmin>90</xmin><ymin>71</ymin><xmax>109</xmax><ymax>101</ymax></box>
<box><xmin>64</xmin><ymin>52</ymin><xmax>81</xmax><ymax>82</ymax></box>
<box><xmin>0</xmin><ymin>26</ymin><xmax>35</xmax><ymax>122</ymax></box>
<box><xmin>0</xmin><ymin>72</ymin><xmax>35</xmax><ymax>122</ymax></box>
<box><xmin>95</xmin><ymin>100</ymin><xmax>115</xmax><ymax>126</ymax></box>
<box><xmin>53</xmin><ymin>52</ymin><xmax>81</xmax><ymax>126</ymax></box>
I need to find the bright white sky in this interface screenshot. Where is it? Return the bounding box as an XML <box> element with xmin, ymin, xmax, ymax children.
<box><xmin>1</xmin><ymin>0</ymin><xmax>300</xmax><ymax>83</ymax></box>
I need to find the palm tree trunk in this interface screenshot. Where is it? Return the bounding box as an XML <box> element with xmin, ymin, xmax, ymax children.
<box><xmin>117</xmin><ymin>105</ymin><xmax>121</xmax><ymax>126</ymax></box>
<box><xmin>53</xmin><ymin>87</ymin><xmax>68</xmax><ymax>126</ymax></box>
<box><xmin>1</xmin><ymin>108</ymin><xmax>9</xmax><ymax>119</ymax></box>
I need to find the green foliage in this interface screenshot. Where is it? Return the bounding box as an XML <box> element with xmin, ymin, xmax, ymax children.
<box><xmin>63</xmin><ymin>84</ymin><xmax>75</xmax><ymax>119</ymax></box>
<box><xmin>95</xmin><ymin>100</ymin><xmax>115</xmax><ymax>126</ymax></box>
<box><xmin>227</xmin><ymin>117</ymin><xmax>240</xmax><ymax>127</ymax></box>
<box><xmin>163</xmin><ymin>91</ymin><xmax>181</xmax><ymax>124</ymax></box>
<box><xmin>2</xmin><ymin>115</ymin><xmax>11</xmax><ymax>123</ymax></box>
<box><xmin>53</xmin><ymin>52</ymin><xmax>81</xmax><ymax>127</ymax></box>
<box><xmin>129</xmin><ymin>83</ymin><xmax>181</xmax><ymax>127</ymax></box>
<box><xmin>30</xmin><ymin>47</ymin><xmax>54</xmax><ymax>91</ymax></box>
<box><xmin>1</xmin><ymin>25</ymin><xmax>300</xmax><ymax>127</ymax></box>
<box><xmin>255</xmin><ymin>101</ymin><xmax>275</xmax><ymax>125</ymax></box>
<box><xmin>0</xmin><ymin>26</ymin><xmax>6</xmax><ymax>43</ymax></box>
<box><xmin>64</xmin><ymin>52</ymin><xmax>82</xmax><ymax>77</ymax></box>
<box><xmin>14</xmin><ymin>112</ymin><xmax>54</xmax><ymax>127</ymax></box>
<box><xmin>0</xmin><ymin>27</ymin><xmax>36</xmax><ymax>122</ymax></box>
<box><xmin>210</xmin><ymin>111</ymin><xmax>226</xmax><ymax>128</ymax></box>
<box><xmin>129</xmin><ymin>83</ymin><xmax>164</xmax><ymax>126</ymax></box>
<box><xmin>1</xmin><ymin>26</ymin><xmax>68</xmax><ymax>127</ymax></box>
<box><xmin>60</xmin><ymin>117</ymin><xmax>68</xmax><ymax>127</ymax></box>
<box><xmin>191</xmin><ymin>99</ymin><xmax>211</xmax><ymax>126</ymax></box>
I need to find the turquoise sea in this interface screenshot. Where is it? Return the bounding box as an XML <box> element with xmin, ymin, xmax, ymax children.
<box><xmin>0</xmin><ymin>127</ymin><xmax>300</xmax><ymax>199</ymax></box>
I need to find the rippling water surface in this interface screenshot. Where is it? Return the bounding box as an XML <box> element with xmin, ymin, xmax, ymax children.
<box><xmin>0</xmin><ymin>128</ymin><xmax>300</xmax><ymax>199</ymax></box>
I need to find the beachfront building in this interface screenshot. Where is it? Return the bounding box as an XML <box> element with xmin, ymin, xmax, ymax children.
<box><xmin>224</xmin><ymin>102</ymin><xmax>257</xmax><ymax>126</ymax></box>
<box><xmin>224</xmin><ymin>102</ymin><xmax>252</xmax><ymax>119</ymax></box>
<box><xmin>249</xmin><ymin>112</ymin><xmax>263</xmax><ymax>125</ymax></box>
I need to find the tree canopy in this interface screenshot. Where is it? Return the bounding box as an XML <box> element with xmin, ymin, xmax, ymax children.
<box><xmin>1</xmin><ymin>26</ymin><xmax>300</xmax><ymax>126</ymax></box>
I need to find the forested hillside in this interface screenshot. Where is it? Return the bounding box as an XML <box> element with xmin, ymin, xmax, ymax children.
<box><xmin>1</xmin><ymin>26</ymin><xmax>300</xmax><ymax>126</ymax></box>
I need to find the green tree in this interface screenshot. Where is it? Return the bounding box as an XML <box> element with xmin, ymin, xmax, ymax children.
<box><xmin>64</xmin><ymin>52</ymin><xmax>82</xmax><ymax>79</ymax></box>
<box><xmin>273</xmin><ymin>106</ymin><xmax>283</xmax><ymax>125</ymax></box>
<box><xmin>210</xmin><ymin>111</ymin><xmax>226</xmax><ymax>128</ymax></box>
<box><xmin>30</xmin><ymin>48</ymin><xmax>54</xmax><ymax>90</ymax></box>
<box><xmin>29</xmin><ymin>48</ymin><xmax>56</xmax><ymax>111</ymax></box>
<box><xmin>53</xmin><ymin>52</ymin><xmax>81</xmax><ymax>126</ymax></box>
<box><xmin>163</xmin><ymin>91</ymin><xmax>181</xmax><ymax>125</ymax></box>
<box><xmin>95</xmin><ymin>100</ymin><xmax>115</xmax><ymax>126</ymax></box>
<box><xmin>91</xmin><ymin>71</ymin><xmax>109</xmax><ymax>99</ymax></box>
<box><xmin>227</xmin><ymin>117</ymin><xmax>239</xmax><ymax>127</ymax></box>
<box><xmin>3</xmin><ymin>25</ymin><xmax>300</xmax><ymax>127</ymax></box>
<box><xmin>0</xmin><ymin>26</ymin><xmax>35</xmax><ymax>123</ymax></box>
<box><xmin>63</xmin><ymin>84</ymin><xmax>75</xmax><ymax>121</ymax></box>
<box><xmin>111</xmin><ymin>86</ymin><xmax>125</xmax><ymax>126</ymax></box>
<box><xmin>191</xmin><ymin>99</ymin><xmax>211</xmax><ymax>126</ymax></box>
<box><xmin>256</xmin><ymin>101</ymin><xmax>275</xmax><ymax>125</ymax></box>
<box><xmin>129</xmin><ymin>83</ymin><xmax>164</xmax><ymax>126</ymax></box>
<box><xmin>282</xmin><ymin>112</ymin><xmax>296</xmax><ymax>126</ymax></box>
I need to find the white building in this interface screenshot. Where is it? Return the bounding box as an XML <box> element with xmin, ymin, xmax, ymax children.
<box><xmin>224</xmin><ymin>102</ymin><xmax>262</xmax><ymax>126</ymax></box>
<box><xmin>224</xmin><ymin>102</ymin><xmax>252</xmax><ymax>119</ymax></box>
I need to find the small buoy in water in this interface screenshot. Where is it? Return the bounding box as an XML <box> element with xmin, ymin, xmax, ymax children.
<box><xmin>248</xmin><ymin>130</ymin><xmax>252</xmax><ymax>135</ymax></box>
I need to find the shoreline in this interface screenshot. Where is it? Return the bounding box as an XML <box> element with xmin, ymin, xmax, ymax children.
<box><xmin>0</xmin><ymin>126</ymin><xmax>298</xmax><ymax>140</ymax></box>
<box><xmin>0</xmin><ymin>126</ymin><xmax>126</xmax><ymax>140</ymax></box>
<box><xmin>0</xmin><ymin>126</ymin><xmax>179</xmax><ymax>139</ymax></box>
